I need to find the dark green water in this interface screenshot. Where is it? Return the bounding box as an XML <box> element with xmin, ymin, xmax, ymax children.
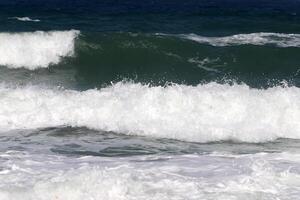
<box><xmin>69</xmin><ymin>32</ymin><xmax>300</xmax><ymax>88</ymax></box>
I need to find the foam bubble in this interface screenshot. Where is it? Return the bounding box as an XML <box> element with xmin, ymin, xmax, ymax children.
<box><xmin>0</xmin><ymin>30</ymin><xmax>79</xmax><ymax>70</ymax></box>
<box><xmin>180</xmin><ymin>32</ymin><xmax>300</xmax><ymax>47</ymax></box>
<box><xmin>1</xmin><ymin>82</ymin><xmax>300</xmax><ymax>142</ymax></box>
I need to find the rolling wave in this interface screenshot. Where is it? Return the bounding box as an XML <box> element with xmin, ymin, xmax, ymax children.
<box><xmin>0</xmin><ymin>31</ymin><xmax>299</xmax><ymax>71</ymax></box>
<box><xmin>1</xmin><ymin>82</ymin><xmax>300</xmax><ymax>143</ymax></box>
<box><xmin>0</xmin><ymin>30</ymin><xmax>79</xmax><ymax>69</ymax></box>
<box><xmin>1</xmin><ymin>31</ymin><xmax>300</xmax><ymax>88</ymax></box>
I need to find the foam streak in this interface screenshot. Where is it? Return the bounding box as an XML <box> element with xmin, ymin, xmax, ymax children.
<box><xmin>180</xmin><ymin>32</ymin><xmax>300</xmax><ymax>47</ymax></box>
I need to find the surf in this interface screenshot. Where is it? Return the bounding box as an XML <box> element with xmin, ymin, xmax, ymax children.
<box><xmin>1</xmin><ymin>82</ymin><xmax>300</xmax><ymax>143</ymax></box>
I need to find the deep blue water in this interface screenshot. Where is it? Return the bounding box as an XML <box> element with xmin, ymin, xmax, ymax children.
<box><xmin>1</xmin><ymin>0</ymin><xmax>300</xmax><ymax>34</ymax></box>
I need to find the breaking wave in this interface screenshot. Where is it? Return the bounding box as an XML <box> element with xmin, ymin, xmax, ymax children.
<box><xmin>0</xmin><ymin>30</ymin><xmax>79</xmax><ymax>69</ymax></box>
<box><xmin>1</xmin><ymin>82</ymin><xmax>300</xmax><ymax>143</ymax></box>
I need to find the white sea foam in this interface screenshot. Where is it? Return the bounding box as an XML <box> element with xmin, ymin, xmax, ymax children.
<box><xmin>179</xmin><ymin>32</ymin><xmax>300</xmax><ymax>47</ymax></box>
<box><xmin>1</xmin><ymin>82</ymin><xmax>300</xmax><ymax>142</ymax></box>
<box><xmin>0</xmin><ymin>30</ymin><xmax>79</xmax><ymax>69</ymax></box>
<box><xmin>11</xmin><ymin>17</ymin><xmax>40</xmax><ymax>22</ymax></box>
<box><xmin>0</xmin><ymin>152</ymin><xmax>300</xmax><ymax>200</ymax></box>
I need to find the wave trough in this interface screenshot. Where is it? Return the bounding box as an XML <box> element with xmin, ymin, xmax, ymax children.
<box><xmin>0</xmin><ymin>30</ymin><xmax>79</xmax><ymax>70</ymax></box>
<box><xmin>1</xmin><ymin>82</ymin><xmax>300</xmax><ymax>143</ymax></box>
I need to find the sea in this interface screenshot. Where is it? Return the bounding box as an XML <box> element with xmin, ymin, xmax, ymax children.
<box><xmin>1</xmin><ymin>0</ymin><xmax>300</xmax><ymax>199</ymax></box>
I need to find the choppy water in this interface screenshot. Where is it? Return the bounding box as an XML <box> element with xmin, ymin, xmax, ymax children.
<box><xmin>1</xmin><ymin>0</ymin><xmax>300</xmax><ymax>199</ymax></box>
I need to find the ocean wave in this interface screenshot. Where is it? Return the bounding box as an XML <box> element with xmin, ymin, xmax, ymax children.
<box><xmin>10</xmin><ymin>17</ymin><xmax>40</xmax><ymax>22</ymax></box>
<box><xmin>0</xmin><ymin>30</ymin><xmax>79</xmax><ymax>70</ymax></box>
<box><xmin>177</xmin><ymin>32</ymin><xmax>300</xmax><ymax>47</ymax></box>
<box><xmin>1</xmin><ymin>82</ymin><xmax>300</xmax><ymax>143</ymax></box>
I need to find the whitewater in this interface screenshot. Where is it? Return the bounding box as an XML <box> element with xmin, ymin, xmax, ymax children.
<box><xmin>0</xmin><ymin>30</ymin><xmax>79</xmax><ymax>69</ymax></box>
<box><xmin>0</xmin><ymin>82</ymin><xmax>300</xmax><ymax>143</ymax></box>
<box><xmin>1</xmin><ymin>152</ymin><xmax>300</xmax><ymax>200</ymax></box>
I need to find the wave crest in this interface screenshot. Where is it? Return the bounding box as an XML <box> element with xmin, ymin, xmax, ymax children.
<box><xmin>0</xmin><ymin>30</ymin><xmax>79</xmax><ymax>70</ymax></box>
<box><xmin>178</xmin><ymin>32</ymin><xmax>300</xmax><ymax>47</ymax></box>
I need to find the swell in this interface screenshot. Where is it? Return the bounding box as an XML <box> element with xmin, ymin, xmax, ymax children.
<box><xmin>1</xmin><ymin>82</ymin><xmax>300</xmax><ymax>143</ymax></box>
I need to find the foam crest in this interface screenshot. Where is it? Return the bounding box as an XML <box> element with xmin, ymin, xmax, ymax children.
<box><xmin>1</xmin><ymin>82</ymin><xmax>300</xmax><ymax>142</ymax></box>
<box><xmin>0</xmin><ymin>30</ymin><xmax>79</xmax><ymax>69</ymax></box>
<box><xmin>11</xmin><ymin>17</ymin><xmax>40</xmax><ymax>22</ymax></box>
<box><xmin>181</xmin><ymin>32</ymin><xmax>300</xmax><ymax>47</ymax></box>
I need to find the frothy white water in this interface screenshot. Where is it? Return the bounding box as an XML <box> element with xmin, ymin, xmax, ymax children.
<box><xmin>11</xmin><ymin>17</ymin><xmax>40</xmax><ymax>22</ymax></box>
<box><xmin>0</xmin><ymin>152</ymin><xmax>300</xmax><ymax>200</ymax></box>
<box><xmin>1</xmin><ymin>82</ymin><xmax>300</xmax><ymax>142</ymax></box>
<box><xmin>179</xmin><ymin>32</ymin><xmax>300</xmax><ymax>47</ymax></box>
<box><xmin>0</xmin><ymin>30</ymin><xmax>79</xmax><ymax>69</ymax></box>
